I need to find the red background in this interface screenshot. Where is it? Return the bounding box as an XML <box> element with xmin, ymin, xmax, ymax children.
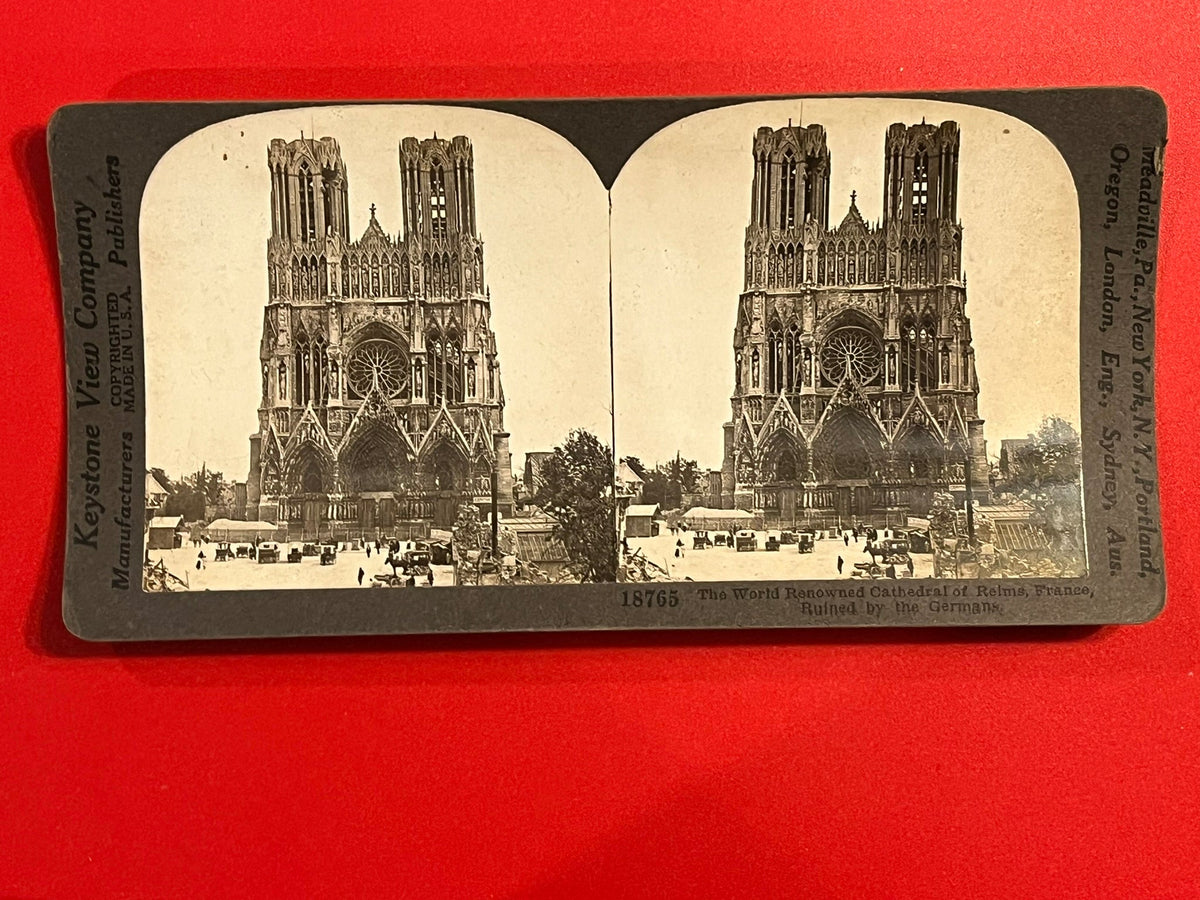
<box><xmin>4</xmin><ymin>2</ymin><xmax>1199</xmax><ymax>897</ymax></box>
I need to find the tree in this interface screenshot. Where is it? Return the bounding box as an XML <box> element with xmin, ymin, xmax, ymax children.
<box><xmin>639</xmin><ymin>454</ymin><xmax>701</xmax><ymax>510</ymax></box>
<box><xmin>1010</xmin><ymin>416</ymin><xmax>1082</xmax><ymax>491</ymax></box>
<box><xmin>201</xmin><ymin>468</ymin><xmax>226</xmax><ymax>506</ymax></box>
<box><xmin>1010</xmin><ymin>416</ymin><xmax>1085</xmax><ymax>561</ymax></box>
<box><xmin>533</xmin><ymin>430</ymin><xmax>617</xmax><ymax>582</ymax></box>
<box><xmin>158</xmin><ymin>465</ymin><xmax>233</xmax><ymax>521</ymax></box>
<box><xmin>639</xmin><ymin>468</ymin><xmax>674</xmax><ymax>508</ymax></box>
<box><xmin>161</xmin><ymin>473</ymin><xmax>204</xmax><ymax>521</ymax></box>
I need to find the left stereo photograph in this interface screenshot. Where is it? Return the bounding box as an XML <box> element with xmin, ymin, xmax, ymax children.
<box><xmin>141</xmin><ymin>106</ymin><xmax>615</xmax><ymax>593</ymax></box>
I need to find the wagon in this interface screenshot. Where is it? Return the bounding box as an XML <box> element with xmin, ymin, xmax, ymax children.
<box><xmin>764</xmin><ymin>533</ymin><xmax>781</xmax><ymax>551</ymax></box>
<box><xmin>320</xmin><ymin>544</ymin><xmax>337</xmax><ymax>565</ymax></box>
<box><xmin>878</xmin><ymin>537</ymin><xmax>911</xmax><ymax>565</ymax></box>
<box><xmin>735</xmin><ymin>530</ymin><xmax>757</xmax><ymax>552</ymax></box>
<box><xmin>287</xmin><ymin>545</ymin><xmax>304</xmax><ymax>564</ymax></box>
<box><xmin>796</xmin><ymin>532</ymin><xmax>815</xmax><ymax>553</ymax></box>
<box><xmin>213</xmin><ymin>542</ymin><xmax>233</xmax><ymax>562</ymax></box>
<box><xmin>713</xmin><ymin>532</ymin><xmax>728</xmax><ymax>547</ymax></box>
<box><xmin>904</xmin><ymin>529</ymin><xmax>932</xmax><ymax>554</ymax></box>
<box><xmin>403</xmin><ymin>541</ymin><xmax>432</xmax><ymax>568</ymax></box>
<box><xmin>692</xmin><ymin>530</ymin><xmax>713</xmax><ymax>550</ymax></box>
<box><xmin>257</xmin><ymin>541</ymin><xmax>279</xmax><ymax>564</ymax></box>
<box><xmin>780</xmin><ymin>530</ymin><xmax>798</xmax><ymax>545</ymax></box>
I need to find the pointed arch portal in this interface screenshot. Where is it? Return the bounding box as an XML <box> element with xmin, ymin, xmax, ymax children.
<box><xmin>759</xmin><ymin>432</ymin><xmax>809</xmax><ymax>485</ymax></box>
<box><xmin>813</xmin><ymin>409</ymin><xmax>883</xmax><ymax>482</ymax></box>
<box><xmin>340</xmin><ymin>424</ymin><xmax>410</xmax><ymax>494</ymax></box>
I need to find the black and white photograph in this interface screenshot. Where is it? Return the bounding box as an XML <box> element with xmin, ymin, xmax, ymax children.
<box><xmin>612</xmin><ymin>98</ymin><xmax>1087</xmax><ymax>583</ymax></box>
<box><xmin>141</xmin><ymin>105</ymin><xmax>620</xmax><ymax>590</ymax></box>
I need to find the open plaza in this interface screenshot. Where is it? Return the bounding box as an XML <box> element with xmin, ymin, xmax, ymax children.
<box><xmin>147</xmin><ymin>545</ymin><xmax>456</xmax><ymax>591</ymax></box>
<box><xmin>626</xmin><ymin>529</ymin><xmax>934</xmax><ymax>582</ymax></box>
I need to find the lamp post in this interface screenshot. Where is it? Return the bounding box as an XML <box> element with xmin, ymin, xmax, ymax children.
<box><xmin>490</xmin><ymin>469</ymin><xmax>499</xmax><ymax>559</ymax></box>
<box><xmin>963</xmin><ymin>445</ymin><xmax>976</xmax><ymax>547</ymax></box>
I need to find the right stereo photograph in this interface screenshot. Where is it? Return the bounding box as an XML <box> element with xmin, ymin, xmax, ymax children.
<box><xmin>611</xmin><ymin>97</ymin><xmax>1085</xmax><ymax>583</ymax></box>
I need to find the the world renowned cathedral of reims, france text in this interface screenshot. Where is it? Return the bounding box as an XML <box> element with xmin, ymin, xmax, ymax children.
<box><xmin>721</xmin><ymin>119</ymin><xmax>991</xmax><ymax>528</ymax></box>
<box><xmin>246</xmin><ymin>134</ymin><xmax>514</xmax><ymax>540</ymax></box>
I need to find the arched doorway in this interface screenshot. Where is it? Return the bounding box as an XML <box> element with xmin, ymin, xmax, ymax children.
<box><xmin>425</xmin><ymin>443</ymin><xmax>468</xmax><ymax>527</ymax></box>
<box><xmin>759</xmin><ymin>432</ymin><xmax>809</xmax><ymax>526</ymax></box>
<box><xmin>813</xmin><ymin>409</ymin><xmax>884</xmax><ymax>522</ymax></box>
<box><xmin>897</xmin><ymin>426</ymin><xmax>944</xmax><ymax>517</ymax></box>
<box><xmin>300</xmin><ymin>460</ymin><xmax>324</xmax><ymax>493</ymax></box>
<box><xmin>284</xmin><ymin>445</ymin><xmax>333</xmax><ymax>539</ymax></box>
<box><xmin>347</xmin><ymin>439</ymin><xmax>395</xmax><ymax>493</ymax></box>
<box><xmin>341</xmin><ymin>425</ymin><xmax>409</xmax><ymax>532</ymax></box>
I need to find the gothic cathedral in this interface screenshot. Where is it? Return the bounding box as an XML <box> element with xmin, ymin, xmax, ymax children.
<box><xmin>246</xmin><ymin>134</ymin><xmax>514</xmax><ymax>539</ymax></box>
<box><xmin>721</xmin><ymin>120</ymin><xmax>990</xmax><ymax>527</ymax></box>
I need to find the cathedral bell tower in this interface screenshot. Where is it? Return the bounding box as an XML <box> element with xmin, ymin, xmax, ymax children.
<box><xmin>744</xmin><ymin>124</ymin><xmax>831</xmax><ymax>291</ymax></box>
<box><xmin>883</xmin><ymin>120</ymin><xmax>959</xmax><ymax>228</ymax></box>
<box><xmin>398</xmin><ymin>135</ymin><xmax>485</xmax><ymax>300</ymax></box>
<box><xmin>268</xmin><ymin>136</ymin><xmax>350</xmax><ymax>248</ymax></box>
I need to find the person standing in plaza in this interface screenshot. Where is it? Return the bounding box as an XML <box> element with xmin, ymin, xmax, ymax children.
<box><xmin>837</xmin><ymin>555</ymin><xmax>844</xmax><ymax>574</ymax></box>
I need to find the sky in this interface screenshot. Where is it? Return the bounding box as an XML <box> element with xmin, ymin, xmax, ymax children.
<box><xmin>610</xmin><ymin>97</ymin><xmax>1081</xmax><ymax>470</ymax></box>
<box><xmin>143</xmin><ymin>105</ymin><xmax>611</xmax><ymax>480</ymax></box>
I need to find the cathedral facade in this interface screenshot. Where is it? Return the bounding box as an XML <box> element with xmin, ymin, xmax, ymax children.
<box><xmin>720</xmin><ymin>120</ymin><xmax>990</xmax><ymax>528</ymax></box>
<box><xmin>246</xmin><ymin>133</ymin><xmax>513</xmax><ymax>539</ymax></box>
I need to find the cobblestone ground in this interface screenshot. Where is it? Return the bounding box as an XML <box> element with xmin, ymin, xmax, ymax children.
<box><xmin>627</xmin><ymin>530</ymin><xmax>934</xmax><ymax>582</ymax></box>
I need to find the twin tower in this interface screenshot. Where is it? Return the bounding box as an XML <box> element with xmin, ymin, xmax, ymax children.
<box><xmin>723</xmin><ymin>119</ymin><xmax>989</xmax><ymax>528</ymax></box>
<box><xmin>246</xmin><ymin>134</ymin><xmax>512</xmax><ymax>540</ymax></box>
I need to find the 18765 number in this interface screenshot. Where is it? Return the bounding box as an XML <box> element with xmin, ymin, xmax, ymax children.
<box><xmin>621</xmin><ymin>589</ymin><xmax>680</xmax><ymax>608</ymax></box>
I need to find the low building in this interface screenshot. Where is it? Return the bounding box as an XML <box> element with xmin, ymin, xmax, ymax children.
<box><xmin>680</xmin><ymin>506</ymin><xmax>763</xmax><ymax>533</ymax></box>
<box><xmin>500</xmin><ymin>514</ymin><xmax>572</xmax><ymax>580</ymax></box>
<box><xmin>973</xmin><ymin>501</ymin><xmax>1050</xmax><ymax>558</ymax></box>
<box><xmin>623</xmin><ymin>503</ymin><xmax>660</xmax><ymax>538</ymax></box>
<box><xmin>147</xmin><ymin>515</ymin><xmax>184</xmax><ymax>550</ymax></box>
<box><xmin>145</xmin><ymin>472</ymin><xmax>169</xmax><ymax>517</ymax></box>
<box><xmin>616</xmin><ymin>459</ymin><xmax>645</xmax><ymax>503</ymax></box>
<box><xmin>202</xmin><ymin>518</ymin><xmax>283</xmax><ymax>543</ymax></box>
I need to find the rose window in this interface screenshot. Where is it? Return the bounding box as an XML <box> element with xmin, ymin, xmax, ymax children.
<box><xmin>347</xmin><ymin>340</ymin><xmax>408</xmax><ymax>398</ymax></box>
<box><xmin>820</xmin><ymin>327</ymin><xmax>883</xmax><ymax>384</ymax></box>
